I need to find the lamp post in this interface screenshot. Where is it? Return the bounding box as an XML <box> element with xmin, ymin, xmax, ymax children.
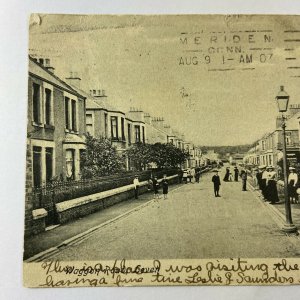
<box><xmin>275</xmin><ymin>86</ymin><xmax>297</xmax><ymax>234</ymax></box>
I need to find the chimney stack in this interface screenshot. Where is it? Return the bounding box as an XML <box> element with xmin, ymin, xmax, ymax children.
<box><xmin>90</xmin><ymin>89</ymin><xmax>107</xmax><ymax>98</ymax></box>
<box><xmin>66</xmin><ymin>71</ymin><xmax>81</xmax><ymax>88</ymax></box>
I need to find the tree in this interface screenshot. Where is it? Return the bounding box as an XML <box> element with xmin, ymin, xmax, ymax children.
<box><xmin>127</xmin><ymin>142</ymin><xmax>153</xmax><ymax>171</ymax></box>
<box><xmin>80</xmin><ymin>134</ymin><xmax>126</xmax><ymax>179</ymax></box>
<box><xmin>147</xmin><ymin>142</ymin><xmax>189</xmax><ymax>169</ymax></box>
<box><xmin>127</xmin><ymin>142</ymin><xmax>188</xmax><ymax>170</ymax></box>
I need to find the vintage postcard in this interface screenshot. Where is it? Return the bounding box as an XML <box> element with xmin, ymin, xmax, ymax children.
<box><xmin>24</xmin><ymin>14</ymin><xmax>300</xmax><ymax>287</ymax></box>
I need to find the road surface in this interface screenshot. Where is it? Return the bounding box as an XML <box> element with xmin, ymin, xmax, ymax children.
<box><xmin>48</xmin><ymin>168</ymin><xmax>300</xmax><ymax>260</ymax></box>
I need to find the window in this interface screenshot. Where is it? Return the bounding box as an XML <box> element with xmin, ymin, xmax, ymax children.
<box><xmin>128</xmin><ymin>124</ymin><xmax>131</xmax><ymax>144</ymax></box>
<box><xmin>170</xmin><ymin>138</ymin><xmax>174</xmax><ymax>144</ymax></box>
<box><xmin>32</xmin><ymin>146</ymin><xmax>42</xmax><ymax>187</ymax></box>
<box><xmin>65</xmin><ymin>97</ymin><xmax>70</xmax><ymax>130</ymax></box>
<box><xmin>45</xmin><ymin>147</ymin><xmax>53</xmax><ymax>182</ymax></box>
<box><xmin>121</xmin><ymin>118</ymin><xmax>125</xmax><ymax>141</ymax></box>
<box><xmin>104</xmin><ymin>113</ymin><xmax>108</xmax><ymax>138</ymax></box>
<box><xmin>135</xmin><ymin>125</ymin><xmax>141</xmax><ymax>143</ymax></box>
<box><xmin>45</xmin><ymin>88</ymin><xmax>52</xmax><ymax>125</ymax></box>
<box><xmin>286</xmin><ymin>133</ymin><xmax>291</xmax><ymax>146</ymax></box>
<box><xmin>142</xmin><ymin>126</ymin><xmax>145</xmax><ymax>143</ymax></box>
<box><xmin>86</xmin><ymin>113</ymin><xmax>94</xmax><ymax>136</ymax></box>
<box><xmin>32</xmin><ymin>83</ymin><xmax>41</xmax><ymax>124</ymax></box>
<box><xmin>66</xmin><ymin>149</ymin><xmax>75</xmax><ymax>180</ymax></box>
<box><xmin>111</xmin><ymin>117</ymin><xmax>118</xmax><ymax>139</ymax></box>
<box><xmin>71</xmin><ymin>100</ymin><xmax>77</xmax><ymax>131</ymax></box>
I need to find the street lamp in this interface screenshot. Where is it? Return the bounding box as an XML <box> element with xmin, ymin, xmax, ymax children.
<box><xmin>275</xmin><ymin>86</ymin><xmax>297</xmax><ymax>234</ymax></box>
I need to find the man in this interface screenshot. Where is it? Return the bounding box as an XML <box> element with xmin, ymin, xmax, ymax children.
<box><xmin>234</xmin><ymin>166</ymin><xmax>239</xmax><ymax>182</ymax></box>
<box><xmin>133</xmin><ymin>175</ymin><xmax>140</xmax><ymax>199</ymax></box>
<box><xmin>212</xmin><ymin>169</ymin><xmax>221</xmax><ymax>197</ymax></box>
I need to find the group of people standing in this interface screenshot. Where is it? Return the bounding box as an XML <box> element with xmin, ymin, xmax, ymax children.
<box><xmin>212</xmin><ymin>166</ymin><xmax>249</xmax><ymax>197</ymax></box>
<box><xmin>255</xmin><ymin>165</ymin><xmax>299</xmax><ymax>204</ymax></box>
<box><xmin>182</xmin><ymin>167</ymin><xmax>201</xmax><ymax>184</ymax></box>
<box><xmin>133</xmin><ymin>174</ymin><xmax>169</xmax><ymax>201</ymax></box>
<box><xmin>255</xmin><ymin>166</ymin><xmax>279</xmax><ymax>204</ymax></box>
<box><xmin>223</xmin><ymin>166</ymin><xmax>240</xmax><ymax>182</ymax></box>
<box><xmin>223</xmin><ymin>166</ymin><xmax>248</xmax><ymax>191</ymax></box>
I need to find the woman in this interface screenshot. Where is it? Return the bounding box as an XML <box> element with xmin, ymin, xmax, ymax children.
<box><xmin>223</xmin><ymin>167</ymin><xmax>230</xmax><ymax>182</ymax></box>
<box><xmin>288</xmin><ymin>167</ymin><xmax>298</xmax><ymax>204</ymax></box>
<box><xmin>266</xmin><ymin>166</ymin><xmax>279</xmax><ymax>204</ymax></box>
<box><xmin>182</xmin><ymin>170</ymin><xmax>188</xmax><ymax>184</ymax></box>
<box><xmin>161</xmin><ymin>174</ymin><xmax>169</xmax><ymax>199</ymax></box>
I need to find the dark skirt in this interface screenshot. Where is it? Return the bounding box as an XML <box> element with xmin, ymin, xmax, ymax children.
<box><xmin>163</xmin><ymin>186</ymin><xmax>168</xmax><ymax>194</ymax></box>
<box><xmin>266</xmin><ymin>180</ymin><xmax>279</xmax><ymax>203</ymax></box>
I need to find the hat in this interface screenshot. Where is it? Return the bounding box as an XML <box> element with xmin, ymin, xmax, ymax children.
<box><xmin>135</xmin><ymin>175</ymin><xmax>139</xmax><ymax>177</ymax></box>
<box><xmin>259</xmin><ymin>165</ymin><xmax>266</xmax><ymax>170</ymax></box>
<box><xmin>213</xmin><ymin>169</ymin><xmax>219</xmax><ymax>172</ymax></box>
<box><xmin>267</xmin><ymin>165</ymin><xmax>274</xmax><ymax>170</ymax></box>
<box><xmin>289</xmin><ymin>167</ymin><xmax>296</xmax><ymax>171</ymax></box>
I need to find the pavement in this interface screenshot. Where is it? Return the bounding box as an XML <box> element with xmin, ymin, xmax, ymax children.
<box><xmin>248</xmin><ymin>178</ymin><xmax>300</xmax><ymax>229</ymax></box>
<box><xmin>25</xmin><ymin>167</ymin><xmax>300</xmax><ymax>261</ymax></box>
<box><xmin>24</xmin><ymin>182</ymin><xmax>184</xmax><ymax>260</ymax></box>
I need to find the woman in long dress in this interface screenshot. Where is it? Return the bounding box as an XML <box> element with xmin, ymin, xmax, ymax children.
<box><xmin>223</xmin><ymin>167</ymin><xmax>230</xmax><ymax>181</ymax></box>
<box><xmin>266</xmin><ymin>166</ymin><xmax>279</xmax><ymax>204</ymax></box>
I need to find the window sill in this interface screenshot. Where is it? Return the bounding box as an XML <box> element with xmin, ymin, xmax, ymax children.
<box><xmin>66</xmin><ymin>130</ymin><xmax>79</xmax><ymax>135</ymax></box>
<box><xmin>32</xmin><ymin>121</ymin><xmax>44</xmax><ymax>128</ymax></box>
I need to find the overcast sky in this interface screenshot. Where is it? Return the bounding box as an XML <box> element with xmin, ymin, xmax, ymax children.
<box><xmin>29</xmin><ymin>14</ymin><xmax>300</xmax><ymax>146</ymax></box>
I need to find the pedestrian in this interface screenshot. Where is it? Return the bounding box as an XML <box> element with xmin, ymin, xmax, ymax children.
<box><xmin>153</xmin><ymin>176</ymin><xmax>160</xmax><ymax>199</ymax></box>
<box><xmin>241</xmin><ymin>170</ymin><xmax>247</xmax><ymax>191</ymax></box>
<box><xmin>265</xmin><ymin>166</ymin><xmax>279</xmax><ymax>204</ymax></box>
<box><xmin>256</xmin><ymin>166</ymin><xmax>263</xmax><ymax>191</ymax></box>
<box><xmin>223</xmin><ymin>167</ymin><xmax>230</xmax><ymax>182</ymax></box>
<box><xmin>133</xmin><ymin>175</ymin><xmax>140</xmax><ymax>199</ymax></box>
<box><xmin>261</xmin><ymin>165</ymin><xmax>268</xmax><ymax>200</ymax></box>
<box><xmin>212</xmin><ymin>169</ymin><xmax>221</xmax><ymax>197</ymax></box>
<box><xmin>187</xmin><ymin>168</ymin><xmax>192</xmax><ymax>183</ymax></box>
<box><xmin>190</xmin><ymin>168</ymin><xmax>195</xmax><ymax>183</ymax></box>
<box><xmin>228</xmin><ymin>170</ymin><xmax>233</xmax><ymax>182</ymax></box>
<box><xmin>252</xmin><ymin>168</ymin><xmax>259</xmax><ymax>189</ymax></box>
<box><xmin>183</xmin><ymin>169</ymin><xmax>188</xmax><ymax>184</ymax></box>
<box><xmin>195</xmin><ymin>168</ymin><xmax>200</xmax><ymax>183</ymax></box>
<box><xmin>178</xmin><ymin>169</ymin><xmax>183</xmax><ymax>184</ymax></box>
<box><xmin>161</xmin><ymin>174</ymin><xmax>169</xmax><ymax>199</ymax></box>
<box><xmin>147</xmin><ymin>177</ymin><xmax>153</xmax><ymax>192</ymax></box>
<box><xmin>234</xmin><ymin>166</ymin><xmax>239</xmax><ymax>182</ymax></box>
<box><xmin>288</xmin><ymin>167</ymin><xmax>298</xmax><ymax>204</ymax></box>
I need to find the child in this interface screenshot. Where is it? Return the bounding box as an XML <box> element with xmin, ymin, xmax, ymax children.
<box><xmin>161</xmin><ymin>174</ymin><xmax>169</xmax><ymax>199</ymax></box>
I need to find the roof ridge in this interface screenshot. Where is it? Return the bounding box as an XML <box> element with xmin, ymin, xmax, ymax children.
<box><xmin>29</xmin><ymin>56</ymin><xmax>85</xmax><ymax>98</ymax></box>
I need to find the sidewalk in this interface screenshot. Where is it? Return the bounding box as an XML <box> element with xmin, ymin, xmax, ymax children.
<box><xmin>23</xmin><ymin>182</ymin><xmax>184</xmax><ymax>260</ymax></box>
<box><xmin>248</xmin><ymin>178</ymin><xmax>300</xmax><ymax>229</ymax></box>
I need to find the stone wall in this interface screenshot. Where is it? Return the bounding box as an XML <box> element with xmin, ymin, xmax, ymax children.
<box><xmin>56</xmin><ymin>175</ymin><xmax>178</xmax><ymax>224</ymax></box>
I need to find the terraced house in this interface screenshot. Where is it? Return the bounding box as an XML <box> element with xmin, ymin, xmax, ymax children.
<box><xmin>28</xmin><ymin>57</ymin><xmax>87</xmax><ymax>186</ymax></box>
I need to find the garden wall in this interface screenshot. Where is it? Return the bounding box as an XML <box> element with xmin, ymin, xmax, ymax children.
<box><xmin>56</xmin><ymin>175</ymin><xmax>179</xmax><ymax>224</ymax></box>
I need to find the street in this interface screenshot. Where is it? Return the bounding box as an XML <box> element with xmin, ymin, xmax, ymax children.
<box><xmin>48</xmin><ymin>168</ymin><xmax>300</xmax><ymax>260</ymax></box>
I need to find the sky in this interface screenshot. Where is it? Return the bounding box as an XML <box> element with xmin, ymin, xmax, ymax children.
<box><xmin>29</xmin><ymin>14</ymin><xmax>300</xmax><ymax>146</ymax></box>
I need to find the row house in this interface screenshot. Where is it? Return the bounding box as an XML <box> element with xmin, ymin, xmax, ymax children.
<box><xmin>244</xmin><ymin>106</ymin><xmax>300</xmax><ymax>169</ymax></box>
<box><xmin>28</xmin><ymin>57</ymin><xmax>86</xmax><ymax>187</ymax></box>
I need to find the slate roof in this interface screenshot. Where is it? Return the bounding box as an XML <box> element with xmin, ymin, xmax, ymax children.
<box><xmin>28</xmin><ymin>56</ymin><xmax>85</xmax><ymax>99</ymax></box>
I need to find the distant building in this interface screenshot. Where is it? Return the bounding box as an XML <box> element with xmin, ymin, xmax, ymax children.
<box><xmin>244</xmin><ymin>106</ymin><xmax>300</xmax><ymax>169</ymax></box>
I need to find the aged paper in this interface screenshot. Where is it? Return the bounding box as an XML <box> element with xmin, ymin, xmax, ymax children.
<box><xmin>24</xmin><ymin>14</ymin><xmax>300</xmax><ymax>287</ymax></box>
